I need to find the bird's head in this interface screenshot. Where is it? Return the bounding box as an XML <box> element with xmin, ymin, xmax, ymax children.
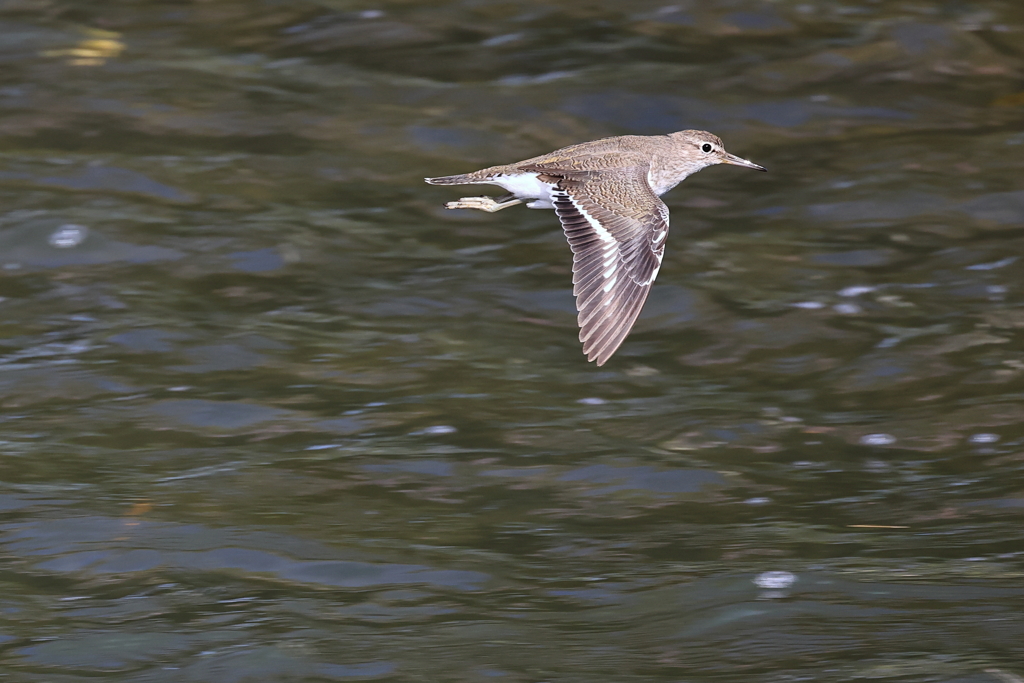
<box><xmin>670</xmin><ymin>130</ymin><xmax>766</xmax><ymax>172</ymax></box>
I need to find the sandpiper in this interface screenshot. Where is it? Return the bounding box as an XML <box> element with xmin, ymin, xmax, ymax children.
<box><xmin>425</xmin><ymin>130</ymin><xmax>766</xmax><ymax>366</ymax></box>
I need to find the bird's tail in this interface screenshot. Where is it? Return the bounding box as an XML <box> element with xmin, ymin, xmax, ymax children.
<box><xmin>424</xmin><ymin>174</ymin><xmax>476</xmax><ymax>186</ymax></box>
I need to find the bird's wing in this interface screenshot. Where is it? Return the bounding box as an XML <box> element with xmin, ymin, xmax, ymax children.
<box><xmin>518</xmin><ymin>163</ymin><xmax>669</xmax><ymax>366</ymax></box>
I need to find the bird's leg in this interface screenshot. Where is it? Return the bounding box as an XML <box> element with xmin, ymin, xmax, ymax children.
<box><xmin>445</xmin><ymin>193</ymin><xmax>524</xmax><ymax>213</ymax></box>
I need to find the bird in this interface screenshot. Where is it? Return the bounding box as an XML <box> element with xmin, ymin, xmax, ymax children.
<box><xmin>425</xmin><ymin>130</ymin><xmax>766</xmax><ymax>366</ymax></box>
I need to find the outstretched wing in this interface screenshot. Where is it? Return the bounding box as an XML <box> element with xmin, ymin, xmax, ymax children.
<box><xmin>521</xmin><ymin>164</ymin><xmax>668</xmax><ymax>366</ymax></box>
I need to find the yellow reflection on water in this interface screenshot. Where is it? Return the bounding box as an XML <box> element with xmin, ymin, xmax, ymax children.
<box><xmin>42</xmin><ymin>29</ymin><xmax>125</xmax><ymax>66</ymax></box>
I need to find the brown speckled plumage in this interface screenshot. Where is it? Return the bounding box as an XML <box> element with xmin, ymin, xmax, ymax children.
<box><xmin>426</xmin><ymin>130</ymin><xmax>765</xmax><ymax>366</ymax></box>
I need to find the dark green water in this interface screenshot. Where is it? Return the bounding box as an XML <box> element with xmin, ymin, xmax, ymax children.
<box><xmin>1</xmin><ymin>0</ymin><xmax>1024</xmax><ymax>680</ymax></box>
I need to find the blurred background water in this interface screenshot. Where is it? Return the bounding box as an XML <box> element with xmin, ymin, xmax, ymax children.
<box><xmin>1</xmin><ymin>0</ymin><xmax>1024</xmax><ymax>680</ymax></box>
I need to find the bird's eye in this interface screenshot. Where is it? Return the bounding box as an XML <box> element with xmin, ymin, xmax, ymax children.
<box><xmin>701</xmin><ymin>143</ymin><xmax>713</xmax><ymax>153</ymax></box>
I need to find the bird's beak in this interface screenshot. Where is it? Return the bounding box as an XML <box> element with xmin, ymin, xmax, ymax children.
<box><xmin>720</xmin><ymin>152</ymin><xmax>767</xmax><ymax>172</ymax></box>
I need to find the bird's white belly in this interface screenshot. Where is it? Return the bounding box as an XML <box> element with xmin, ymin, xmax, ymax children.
<box><xmin>491</xmin><ymin>172</ymin><xmax>556</xmax><ymax>209</ymax></box>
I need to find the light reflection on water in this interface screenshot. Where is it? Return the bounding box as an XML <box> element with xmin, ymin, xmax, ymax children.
<box><xmin>0</xmin><ymin>0</ymin><xmax>1024</xmax><ymax>680</ymax></box>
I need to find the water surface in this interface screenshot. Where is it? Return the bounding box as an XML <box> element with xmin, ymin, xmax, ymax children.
<box><xmin>2</xmin><ymin>0</ymin><xmax>1024</xmax><ymax>680</ymax></box>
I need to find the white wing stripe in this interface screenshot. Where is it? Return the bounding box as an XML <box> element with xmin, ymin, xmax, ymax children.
<box><xmin>568</xmin><ymin>194</ymin><xmax>616</xmax><ymax>247</ymax></box>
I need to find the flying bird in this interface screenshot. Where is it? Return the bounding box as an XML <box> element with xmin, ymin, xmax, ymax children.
<box><xmin>426</xmin><ymin>130</ymin><xmax>765</xmax><ymax>366</ymax></box>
